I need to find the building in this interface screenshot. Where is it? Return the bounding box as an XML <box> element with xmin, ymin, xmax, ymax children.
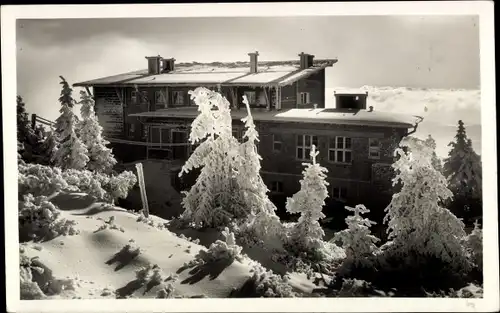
<box><xmin>74</xmin><ymin>52</ymin><xmax>423</xmax><ymax>223</ymax></box>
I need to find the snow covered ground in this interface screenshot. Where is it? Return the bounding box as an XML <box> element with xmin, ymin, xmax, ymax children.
<box><xmin>21</xmin><ymin>192</ymin><xmax>318</xmax><ymax>299</ymax></box>
<box><xmin>325</xmin><ymin>86</ymin><xmax>481</xmax><ymax>158</ymax></box>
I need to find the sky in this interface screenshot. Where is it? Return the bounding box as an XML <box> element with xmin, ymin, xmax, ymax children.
<box><xmin>16</xmin><ymin>15</ymin><xmax>481</xmax><ymax>156</ymax></box>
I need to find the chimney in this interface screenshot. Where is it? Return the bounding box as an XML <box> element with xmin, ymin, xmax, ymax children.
<box><xmin>162</xmin><ymin>58</ymin><xmax>176</xmax><ymax>73</ymax></box>
<box><xmin>248</xmin><ymin>51</ymin><xmax>259</xmax><ymax>73</ymax></box>
<box><xmin>298</xmin><ymin>52</ymin><xmax>314</xmax><ymax>69</ymax></box>
<box><xmin>146</xmin><ymin>55</ymin><xmax>162</xmax><ymax>75</ymax></box>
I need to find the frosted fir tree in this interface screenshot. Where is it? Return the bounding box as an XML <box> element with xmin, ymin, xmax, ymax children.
<box><xmin>285</xmin><ymin>145</ymin><xmax>329</xmax><ymax>253</ymax></box>
<box><xmin>383</xmin><ymin>136</ymin><xmax>468</xmax><ymax>269</ymax></box>
<box><xmin>425</xmin><ymin>135</ymin><xmax>443</xmax><ymax>173</ymax></box>
<box><xmin>78</xmin><ymin>90</ymin><xmax>117</xmax><ymax>173</ymax></box>
<box><xmin>235</xmin><ymin>96</ymin><xmax>282</xmax><ymax>240</ymax></box>
<box><xmin>333</xmin><ymin>204</ymin><xmax>379</xmax><ymax>266</ymax></box>
<box><xmin>463</xmin><ymin>220</ymin><xmax>483</xmax><ymax>272</ymax></box>
<box><xmin>39</xmin><ymin>126</ymin><xmax>59</xmax><ymax>166</ymax></box>
<box><xmin>178</xmin><ymin>87</ymin><xmax>244</xmax><ymax>228</ymax></box>
<box><xmin>17</xmin><ymin>96</ymin><xmax>44</xmax><ymax>163</ymax></box>
<box><xmin>443</xmin><ymin>120</ymin><xmax>482</xmax><ymax>223</ymax></box>
<box><xmin>17</xmin><ymin>96</ymin><xmax>34</xmax><ymax>145</ymax></box>
<box><xmin>53</xmin><ymin>76</ymin><xmax>89</xmax><ymax>170</ymax></box>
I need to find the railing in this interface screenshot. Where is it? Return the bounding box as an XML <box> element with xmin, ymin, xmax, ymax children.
<box><xmin>31</xmin><ymin>114</ymin><xmax>55</xmax><ymax>130</ymax></box>
<box><xmin>107</xmin><ymin>137</ymin><xmax>191</xmax><ymax>147</ymax></box>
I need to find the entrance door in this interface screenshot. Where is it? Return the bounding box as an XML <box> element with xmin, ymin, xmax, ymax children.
<box><xmin>171</xmin><ymin>130</ymin><xmax>188</xmax><ymax>160</ymax></box>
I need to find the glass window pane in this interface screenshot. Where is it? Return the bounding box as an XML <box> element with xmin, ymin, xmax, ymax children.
<box><xmin>336</xmin><ymin>151</ymin><xmax>343</xmax><ymax>162</ymax></box>
<box><xmin>305</xmin><ymin>148</ymin><xmax>311</xmax><ymax>159</ymax></box>
<box><xmin>345</xmin><ymin>151</ymin><xmax>352</xmax><ymax>163</ymax></box>
<box><xmin>297</xmin><ymin>148</ymin><xmax>303</xmax><ymax>159</ymax></box>
<box><xmin>337</xmin><ymin>137</ymin><xmax>344</xmax><ymax>149</ymax></box>
<box><xmin>305</xmin><ymin>135</ymin><xmax>311</xmax><ymax>146</ymax></box>
<box><xmin>345</xmin><ymin>137</ymin><xmax>352</xmax><ymax>149</ymax></box>
<box><xmin>298</xmin><ymin>135</ymin><xmax>303</xmax><ymax>146</ymax></box>
<box><xmin>329</xmin><ymin>150</ymin><xmax>335</xmax><ymax>161</ymax></box>
<box><xmin>312</xmin><ymin>136</ymin><xmax>318</xmax><ymax>146</ymax></box>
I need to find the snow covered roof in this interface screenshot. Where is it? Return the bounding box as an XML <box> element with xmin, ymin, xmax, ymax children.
<box><xmin>73</xmin><ymin>59</ymin><xmax>337</xmax><ymax>87</ymax></box>
<box><xmin>333</xmin><ymin>88</ymin><xmax>370</xmax><ymax>95</ymax></box>
<box><xmin>129</xmin><ymin>107</ymin><xmax>420</xmax><ymax>128</ymax></box>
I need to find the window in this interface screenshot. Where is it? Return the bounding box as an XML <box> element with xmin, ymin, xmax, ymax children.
<box><xmin>273</xmin><ymin>134</ymin><xmax>282</xmax><ymax>152</ymax></box>
<box><xmin>328</xmin><ymin>136</ymin><xmax>352</xmax><ymax>163</ymax></box>
<box><xmin>270</xmin><ymin>181</ymin><xmax>284</xmax><ymax>193</ymax></box>
<box><xmin>299</xmin><ymin>92</ymin><xmax>310</xmax><ymax>105</ymax></box>
<box><xmin>332</xmin><ymin>186</ymin><xmax>347</xmax><ymax>202</ymax></box>
<box><xmin>244</xmin><ymin>91</ymin><xmax>257</xmax><ymax>105</ymax></box>
<box><xmin>172</xmin><ymin>91</ymin><xmax>185</xmax><ymax>106</ymax></box>
<box><xmin>296</xmin><ymin>134</ymin><xmax>318</xmax><ymax>160</ymax></box>
<box><xmin>369</xmin><ymin>138</ymin><xmax>381</xmax><ymax>159</ymax></box>
<box><xmin>155</xmin><ymin>91</ymin><xmax>166</xmax><ymax>105</ymax></box>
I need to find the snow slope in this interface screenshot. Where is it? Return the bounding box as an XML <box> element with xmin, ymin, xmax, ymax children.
<box><xmin>22</xmin><ymin>193</ymin><xmax>253</xmax><ymax>299</ymax></box>
<box><xmin>325</xmin><ymin>86</ymin><xmax>481</xmax><ymax>158</ymax></box>
<box><xmin>21</xmin><ymin>192</ymin><xmax>317</xmax><ymax>299</ymax></box>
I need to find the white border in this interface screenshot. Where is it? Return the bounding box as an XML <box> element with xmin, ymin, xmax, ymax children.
<box><xmin>2</xmin><ymin>2</ymin><xmax>498</xmax><ymax>312</ymax></box>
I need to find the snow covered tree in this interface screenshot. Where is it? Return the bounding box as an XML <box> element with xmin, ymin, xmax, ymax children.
<box><xmin>234</xmin><ymin>96</ymin><xmax>282</xmax><ymax>240</ymax></box>
<box><xmin>383</xmin><ymin>136</ymin><xmax>468</xmax><ymax>269</ymax></box>
<box><xmin>17</xmin><ymin>96</ymin><xmax>44</xmax><ymax>163</ymax></box>
<box><xmin>17</xmin><ymin>95</ymin><xmax>33</xmax><ymax>144</ymax></box>
<box><xmin>285</xmin><ymin>145</ymin><xmax>329</xmax><ymax>254</ymax></box>
<box><xmin>333</xmin><ymin>204</ymin><xmax>379</xmax><ymax>266</ymax></box>
<box><xmin>78</xmin><ymin>90</ymin><xmax>117</xmax><ymax>173</ymax></box>
<box><xmin>178</xmin><ymin>87</ymin><xmax>244</xmax><ymax>228</ymax></box>
<box><xmin>53</xmin><ymin>76</ymin><xmax>89</xmax><ymax>170</ymax></box>
<box><xmin>425</xmin><ymin>135</ymin><xmax>443</xmax><ymax>173</ymax></box>
<box><xmin>443</xmin><ymin>120</ymin><xmax>482</xmax><ymax>224</ymax></box>
<box><xmin>39</xmin><ymin>127</ymin><xmax>59</xmax><ymax>166</ymax></box>
<box><xmin>463</xmin><ymin>220</ymin><xmax>483</xmax><ymax>272</ymax></box>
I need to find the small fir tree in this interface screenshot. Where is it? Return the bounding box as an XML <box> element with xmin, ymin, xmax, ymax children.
<box><xmin>17</xmin><ymin>96</ymin><xmax>44</xmax><ymax>163</ymax></box>
<box><xmin>286</xmin><ymin>145</ymin><xmax>329</xmax><ymax>253</ymax></box>
<box><xmin>425</xmin><ymin>135</ymin><xmax>443</xmax><ymax>173</ymax></box>
<box><xmin>39</xmin><ymin>127</ymin><xmax>59</xmax><ymax>166</ymax></box>
<box><xmin>78</xmin><ymin>90</ymin><xmax>117</xmax><ymax>173</ymax></box>
<box><xmin>383</xmin><ymin>136</ymin><xmax>468</xmax><ymax>269</ymax></box>
<box><xmin>235</xmin><ymin>96</ymin><xmax>282</xmax><ymax>239</ymax></box>
<box><xmin>333</xmin><ymin>204</ymin><xmax>379</xmax><ymax>266</ymax></box>
<box><xmin>464</xmin><ymin>220</ymin><xmax>483</xmax><ymax>272</ymax></box>
<box><xmin>53</xmin><ymin>76</ymin><xmax>89</xmax><ymax>170</ymax></box>
<box><xmin>443</xmin><ymin>120</ymin><xmax>482</xmax><ymax>223</ymax></box>
<box><xmin>178</xmin><ymin>87</ymin><xmax>243</xmax><ymax>228</ymax></box>
<box><xmin>17</xmin><ymin>96</ymin><xmax>33</xmax><ymax>144</ymax></box>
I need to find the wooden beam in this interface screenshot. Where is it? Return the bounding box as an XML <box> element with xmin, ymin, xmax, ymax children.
<box><xmin>296</xmin><ymin>81</ymin><xmax>299</xmax><ymax>107</ymax></box>
<box><xmin>85</xmin><ymin>86</ymin><xmax>93</xmax><ymax>98</ymax></box>
<box><xmin>264</xmin><ymin>87</ymin><xmax>270</xmax><ymax>111</ymax></box>
<box><xmin>31</xmin><ymin>114</ymin><xmax>37</xmax><ymax>130</ymax></box>
<box><xmin>165</xmin><ymin>87</ymin><xmax>169</xmax><ymax>108</ymax></box>
<box><xmin>115</xmin><ymin>87</ymin><xmax>124</xmax><ymax>106</ymax></box>
<box><xmin>230</xmin><ymin>87</ymin><xmax>237</xmax><ymax>109</ymax></box>
<box><xmin>278</xmin><ymin>87</ymin><xmax>282</xmax><ymax>110</ymax></box>
<box><xmin>274</xmin><ymin>86</ymin><xmax>279</xmax><ymax>111</ymax></box>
